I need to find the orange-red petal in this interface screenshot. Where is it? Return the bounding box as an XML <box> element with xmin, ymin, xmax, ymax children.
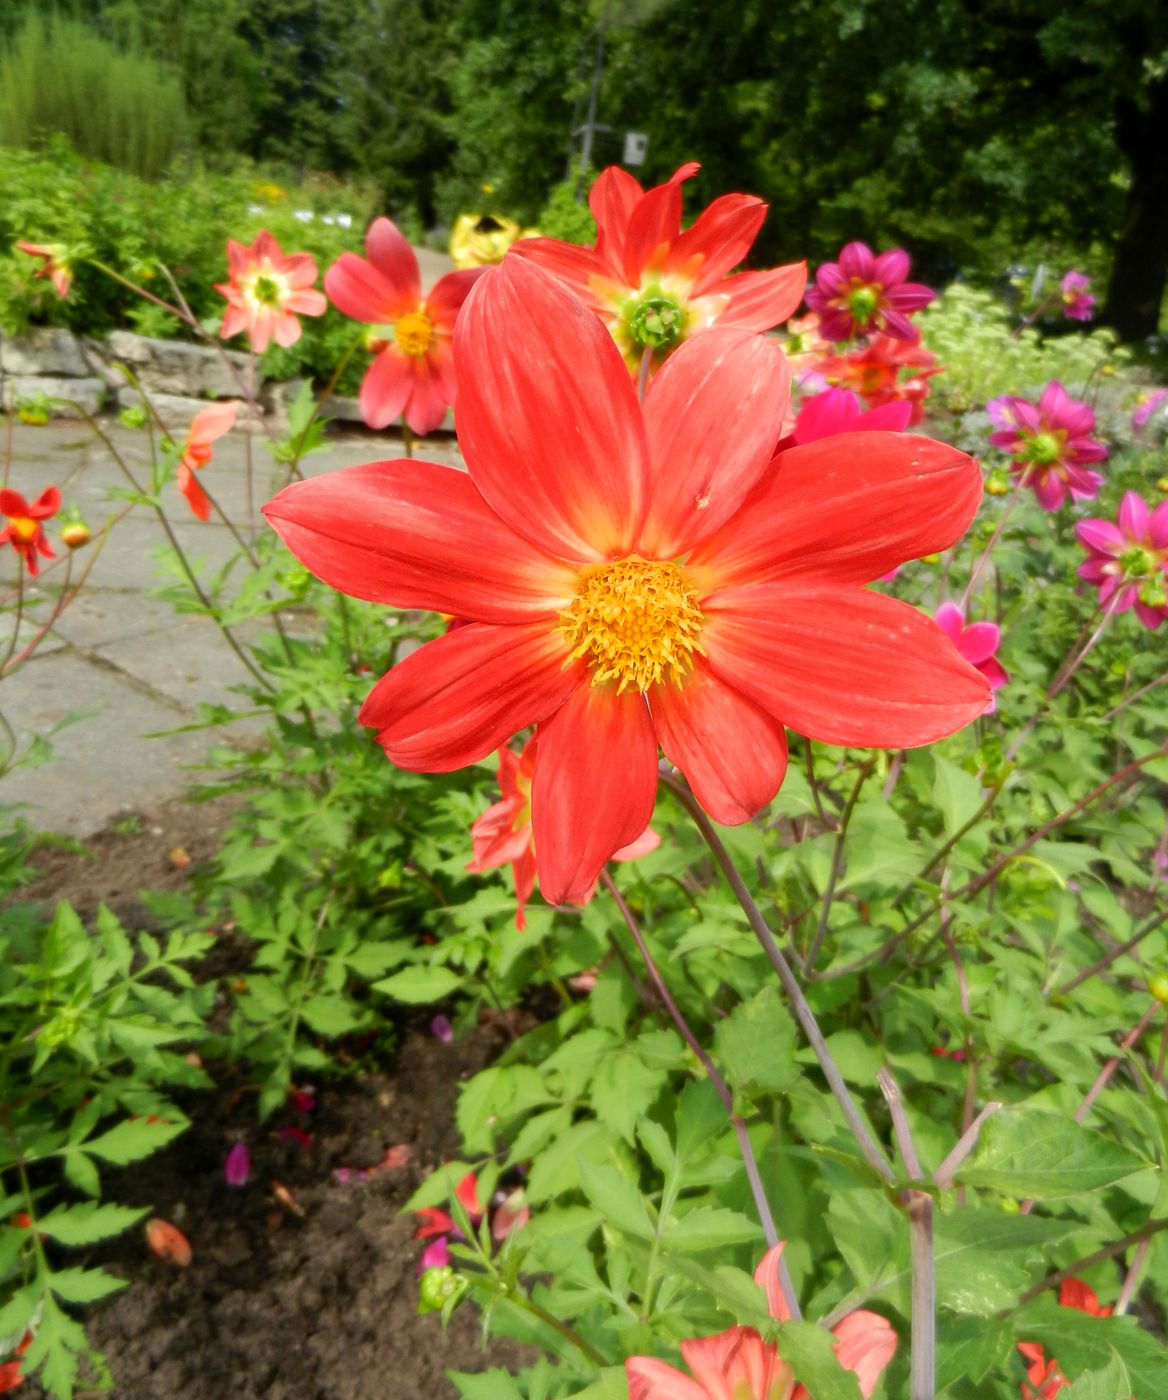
<box><xmin>704</xmin><ymin>583</ymin><xmax>991</xmax><ymax>748</ymax></box>
<box><xmin>651</xmin><ymin>662</ymin><xmax>788</xmax><ymax>825</ymax></box>
<box><xmin>716</xmin><ymin>263</ymin><xmax>809</xmax><ymax>332</ymax></box>
<box><xmin>360</xmin><ymin>622</ymin><xmax>583</xmax><ymax>771</ymax></box>
<box><xmin>532</xmin><ymin>684</ymin><xmax>658</xmax><ymax>905</ymax></box>
<box><xmin>264</xmin><ymin>459</ymin><xmax>576</xmax><ymax>623</ymax></box>
<box><xmin>455</xmin><ymin>258</ymin><xmax>648</xmax><ymax>561</ymax></box>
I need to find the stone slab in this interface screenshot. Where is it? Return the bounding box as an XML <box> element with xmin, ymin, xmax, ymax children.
<box><xmin>105</xmin><ymin>331</ymin><xmax>254</xmax><ymax>399</ymax></box>
<box><xmin>3</xmin><ymin>376</ymin><xmax>106</xmax><ymax>417</ymax></box>
<box><xmin>1</xmin><ymin>328</ymin><xmax>90</xmax><ymax>378</ymax></box>
<box><xmin>115</xmin><ymin>387</ymin><xmax>268</xmax><ymax>436</ymax></box>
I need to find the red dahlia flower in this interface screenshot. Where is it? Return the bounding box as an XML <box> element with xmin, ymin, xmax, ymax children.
<box><xmin>988</xmin><ymin>381</ymin><xmax>1107</xmax><ymax>510</ymax></box>
<box><xmin>176</xmin><ymin>402</ymin><xmax>239</xmax><ymax>521</ymax></box>
<box><xmin>0</xmin><ymin>486</ymin><xmax>60</xmax><ymax>576</ymax></box>
<box><xmin>325</xmin><ymin>218</ymin><xmax>486</xmax><ymax>434</ymax></box>
<box><xmin>817</xmin><ymin>333</ymin><xmax>941</xmax><ymax>425</ymax></box>
<box><xmin>469</xmin><ymin>736</ymin><xmax>659</xmax><ymax>928</ymax></box>
<box><xmin>805</xmin><ymin>241</ymin><xmax>935</xmax><ymax>343</ymax></box>
<box><xmin>513</xmin><ymin>163</ymin><xmax>805</xmax><ymax>373</ymax></box>
<box><xmin>935</xmin><ymin>603</ymin><xmax>1008</xmax><ymax>711</ymax></box>
<box><xmin>1076</xmin><ymin>490</ymin><xmax>1168</xmax><ymax>629</ymax></box>
<box><xmin>264</xmin><ymin>259</ymin><xmax>989</xmax><ymax>904</ymax></box>
<box><xmin>1017</xmin><ymin>1278</ymin><xmax>1114</xmax><ymax>1398</ymax></box>
<box><xmin>16</xmin><ymin>240</ymin><xmax>73</xmax><ymax>298</ymax></box>
<box><xmin>216</xmin><ymin>230</ymin><xmax>327</xmax><ymax>354</ymax></box>
<box><xmin>626</xmin><ymin>1242</ymin><xmax>897</xmax><ymax>1399</ymax></box>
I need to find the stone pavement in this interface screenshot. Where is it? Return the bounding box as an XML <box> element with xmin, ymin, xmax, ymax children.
<box><xmin>0</xmin><ymin>418</ymin><xmax>464</xmax><ymax>837</ymax></box>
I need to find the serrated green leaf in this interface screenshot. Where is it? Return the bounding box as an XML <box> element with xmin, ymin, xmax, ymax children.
<box><xmin>84</xmin><ymin>1115</ymin><xmax>188</xmax><ymax>1166</ymax></box>
<box><xmin>448</xmin><ymin>1369</ymin><xmax>525</xmax><ymax>1400</ymax></box>
<box><xmin>935</xmin><ymin>1313</ymin><xmax>1013</xmax><ymax>1389</ymax></box>
<box><xmin>776</xmin><ymin>1320</ymin><xmax>863</xmax><ymax>1400</ymax></box>
<box><xmin>591</xmin><ymin>1048</ymin><xmax>666</xmax><ymax>1140</ymax></box>
<box><xmin>1017</xmin><ymin>1305</ymin><xmax>1167</xmax><ymax>1396</ymax></box>
<box><xmin>298</xmin><ymin>994</ymin><xmax>365</xmax><ymax>1036</ymax></box>
<box><xmin>38</xmin><ymin>1201</ymin><xmax>148</xmax><ymax>1245</ymax></box>
<box><xmin>568</xmin><ymin>1368</ymin><xmax>628</xmax><ymax>1400</ymax></box>
<box><xmin>49</xmin><ymin>1267</ymin><xmax>127</xmax><ymax>1305</ymax></box>
<box><xmin>960</xmin><ymin>1110</ymin><xmax>1151</xmax><ymax>1198</ymax></box>
<box><xmin>664</xmin><ymin>1205</ymin><xmax>761</xmax><ymax>1253</ymax></box>
<box><xmin>714</xmin><ymin>985</ymin><xmax>798</xmax><ymax>1096</ymax></box>
<box><xmin>373</xmin><ymin>965</ymin><xmax>464</xmax><ymax>1003</ymax></box>
<box><xmin>1061</xmin><ymin>1353</ymin><xmax>1132</xmax><ymax>1399</ymax></box>
<box><xmin>61</xmin><ymin>1150</ymin><xmax>100</xmax><ymax>1198</ymax></box>
<box><xmin>578</xmin><ymin>1160</ymin><xmax>655</xmax><ymax>1240</ymax></box>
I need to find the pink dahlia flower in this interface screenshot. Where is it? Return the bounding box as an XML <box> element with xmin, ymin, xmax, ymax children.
<box><xmin>1076</xmin><ymin>490</ymin><xmax>1168</xmax><ymax>629</ymax></box>
<box><xmin>805</xmin><ymin>241</ymin><xmax>934</xmax><ymax>343</ymax></box>
<box><xmin>1132</xmin><ymin>388</ymin><xmax>1168</xmax><ymax>435</ymax></box>
<box><xmin>325</xmin><ymin>218</ymin><xmax>486</xmax><ymax>434</ymax></box>
<box><xmin>216</xmin><ymin>230</ymin><xmax>327</xmax><ymax>353</ymax></box>
<box><xmin>16</xmin><ymin>241</ymin><xmax>73</xmax><ymax>298</ymax></box>
<box><xmin>935</xmin><ymin>603</ymin><xmax>1008</xmax><ymax>711</ymax></box>
<box><xmin>626</xmin><ymin>1242</ymin><xmax>897</xmax><ymax>1400</ymax></box>
<box><xmin>817</xmin><ymin>333</ymin><xmax>941</xmax><ymax>424</ymax></box>
<box><xmin>1060</xmin><ymin>270</ymin><xmax>1096</xmax><ymax>322</ymax></box>
<box><xmin>513</xmin><ymin>162</ymin><xmax>806</xmax><ymax>373</ymax></box>
<box><xmin>988</xmin><ymin>381</ymin><xmax>1107</xmax><ymax>510</ymax></box>
<box><xmin>783</xmin><ymin>386</ymin><xmax>912</xmax><ymax>449</ymax></box>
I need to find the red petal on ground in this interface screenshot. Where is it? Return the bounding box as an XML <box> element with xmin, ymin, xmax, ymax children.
<box><xmin>264</xmin><ymin>459</ymin><xmax>576</xmax><ymax>623</ymax></box>
<box><xmin>668</xmin><ymin>193</ymin><xmax>767</xmax><ymax>293</ymax></box>
<box><xmin>638</xmin><ymin>329</ymin><xmax>789</xmax><ymax>558</ymax></box>
<box><xmin>359</xmin><ymin>622</ymin><xmax>583</xmax><ymax>772</ymax></box>
<box><xmin>704</xmin><ymin>583</ymin><xmax>991</xmax><ymax>748</ymax></box>
<box><xmin>532</xmin><ymin>683</ymin><xmax>658</xmax><ymax>905</ymax></box>
<box><xmin>715</xmin><ymin>263</ymin><xmax>808</xmax><ymax>332</ymax></box>
<box><xmin>145</xmin><ymin>1217</ymin><xmax>192</xmax><ymax>1267</ymax></box>
<box><xmin>650</xmin><ymin>662</ymin><xmax>788</xmax><ymax>824</ymax></box>
<box><xmin>690</xmin><ymin>432</ymin><xmax>981</xmax><ymax>591</ymax></box>
<box><xmin>455</xmin><ymin>258</ymin><xmax>648</xmax><ymax>561</ymax></box>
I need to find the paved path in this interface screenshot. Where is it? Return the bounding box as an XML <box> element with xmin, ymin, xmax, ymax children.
<box><xmin>1</xmin><ymin>418</ymin><xmax>464</xmax><ymax>836</ymax></box>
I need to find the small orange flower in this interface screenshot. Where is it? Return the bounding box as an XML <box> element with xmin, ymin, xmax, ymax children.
<box><xmin>216</xmin><ymin>230</ymin><xmax>327</xmax><ymax>353</ymax></box>
<box><xmin>1017</xmin><ymin>1278</ymin><xmax>1115</xmax><ymax>1397</ymax></box>
<box><xmin>15</xmin><ymin>241</ymin><xmax>72</xmax><ymax>298</ymax></box>
<box><xmin>176</xmin><ymin>402</ymin><xmax>239</xmax><ymax>520</ymax></box>
<box><xmin>1</xmin><ymin>486</ymin><xmax>60</xmax><ymax>576</ymax></box>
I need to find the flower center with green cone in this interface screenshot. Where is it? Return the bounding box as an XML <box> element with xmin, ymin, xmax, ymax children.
<box><xmin>1023</xmin><ymin>431</ymin><xmax>1063</xmax><ymax>467</ymax></box>
<box><xmin>561</xmin><ymin>556</ymin><xmax>705</xmax><ymax>693</ymax></box>
<box><xmin>846</xmin><ymin>283</ymin><xmax>880</xmax><ymax>323</ymax></box>
<box><xmin>249</xmin><ymin>272</ymin><xmax>285</xmax><ymax>309</ymax></box>
<box><xmin>394</xmin><ymin>310</ymin><xmax>433</xmax><ymax>357</ymax></box>
<box><xmin>625</xmin><ymin>292</ymin><xmax>686</xmax><ymax>352</ymax></box>
<box><xmin>1119</xmin><ymin>545</ymin><xmax>1155</xmax><ymax>580</ymax></box>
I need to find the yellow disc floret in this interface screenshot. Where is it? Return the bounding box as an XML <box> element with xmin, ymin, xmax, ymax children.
<box><xmin>395</xmin><ymin>310</ymin><xmax>434</xmax><ymax>357</ymax></box>
<box><xmin>561</xmin><ymin>556</ymin><xmax>705</xmax><ymax>694</ymax></box>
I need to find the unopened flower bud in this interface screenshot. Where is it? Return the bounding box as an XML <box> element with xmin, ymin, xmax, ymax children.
<box><xmin>60</xmin><ymin>521</ymin><xmax>91</xmax><ymax>550</ymax></box>
<box><xmin>418</xmin><ymin>1264</ymin><xmax>465</xmax><ymax>1315</ymax></box>
<box><xmin>985</xmin><ymin>468</ymin><xmax>1011</xmax><ymax>497</ymax></box>
<box><xmin>1147</xmin><ymin>973</ymin><xmax>1168</xmax><ymax>1005</ymax></box>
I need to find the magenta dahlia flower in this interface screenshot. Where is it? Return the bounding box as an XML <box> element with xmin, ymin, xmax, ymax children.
<box><xmin>1076</xmin><ymin>491</ymin><xmax>1168</xmax><ymax>629</ymax></box>
<box><xmin>987</xmin><ymin>381</ymin><xmax>1107</xmax><ymax>510</ymax></box>
<box><xmin>935</xmin><ymin>603</ymin><xmax>1008</xmax><ymax>711</ymax></box>
<box><xmin>1060</xmin><ymin>270</ymin><xmax>1096</xmax><ymax>322</ymax></box>
<box><xmin>1132</xmin><ymin>388</ymin><xmax>1168</xmax><ymax>435</ymax></box>
<box><xmin>805</xmin><ymin>241</ymin><xmax>934</xmax><ymax>343</ymax></box>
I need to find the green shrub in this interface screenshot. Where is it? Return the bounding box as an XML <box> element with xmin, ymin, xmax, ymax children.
<box><xmin>0</xmin><ymin>13</ymin><xmax>188</xmax><ymax>181</ymax></box>
<box><xmin>537</xmin><ymin>177</ymin><xmax>598</xmax><ymax>246</ymax></box>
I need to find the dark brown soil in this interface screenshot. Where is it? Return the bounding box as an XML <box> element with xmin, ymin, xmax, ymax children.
<box><xmin>14</xmin><ymin>802</ymin><xmax>534</xmax><ymax>1399</ymax></box>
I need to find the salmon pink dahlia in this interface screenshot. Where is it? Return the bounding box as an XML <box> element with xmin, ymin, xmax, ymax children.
<box><xmin>325</xmin><ymin>218</ymin><xmax>486</xmax><ymax>434</ymax></box>
<box><xmin>216</xmin><ymin>230</ymin><xmax>327</xmax><ymax>354</ymax></box>
<box><xmin>514</xmin><ymin>163</ymin><xmax>805</xmax><ymax>373</ymax></box>
<box><xmin>264</xmin><ymin>259</ymin><xmax>989</xmax><ymax>903</ymax></box>
<box><xmin>626</xmin><ymin>1242</ymin><xmax>897</xmax><ymax>1399</ymax></box>
<box><xmin>176</xmin><ymin>402</ymin><xmax>240</xmax><ymax>521</ymax></box>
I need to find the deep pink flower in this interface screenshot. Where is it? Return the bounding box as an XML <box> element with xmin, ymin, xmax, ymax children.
<box><xmin>224</xmin><ymin>1141</ymin><xmax>250</xmax><ymax>1187</ymax></box>
<box><xmin>430</xmin><ymin>1014</ymin><xmax>454</xmax><ymax>1042</ymax></box>
<box><xmin>513</xmin><ymin>163</ymin><xmax>806</xmax><ymax>373</ymax></box>
<box><xmin>782</xmin><ymin>386</ymin><xmax>912</xmax><ymax>451</ymax></box>
<box><xmin>1076</xmin><ymin>491</ymin><xmax>1168</xmax><ymax>629</ymax></box>
<box><xmin>1132</xmin><ymin>388</ymin><xmax>1168</xmax><ymax>435</ymax></box>
<box><xmin>816</xmin><ymin>333</ymin><xmax>941</xmax><ymax>424</ymax></box>
<box><xmin>988</xmin><ymin>381</ymin><xmax>1107</xmax><ymax>510</ymax></box>
<box><xmin>626</xmin><ymin>1242</ymin><xmax>897</xmax><ymax>1400</ymax></box>
<box><xmin>325</xmin><ymin>218</ymin><xmax>486</xmax><ymax>434</ymax></box>
<box><xmin>0</xmin><ymin>486</ymin><xmax>60</xmax><ymax>576</ymax></box>
<box><xmin>805</xmin><ymin>241</ymin><xmax>934</xmax><ymax>343</ymax></box>
<box><xmin>468</xmin><ymin>736</ymin><xmax>659</xmax><ymax>929</ymax></box>
<box><xmin>935</xmin><ymin>603</ymin><xmax>1008</xmax><ymax>711</ymax></box>
<box><xmin>216</xmin><ymin>230</ymin><xmax>327</xmax><ymax>353</ymax></box>
<box><xmin>1060</xmin><ymin>271</ymin><xmax>1095</xmax><ymax>322</ymax></box>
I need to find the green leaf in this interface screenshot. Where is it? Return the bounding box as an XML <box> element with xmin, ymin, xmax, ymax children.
<box><xmin>373</xmin><ymin>965</ymin><xmax>464</xmax><ymax>1003</ymax></box>
<box><xmin>578</xmin><ymin>1160</ymin><xmax>655</xmax><ymax>1241</ymax></box>
<box><xmin>675</xmin><ymin>1079</ymin><xmax>726</xmax><ymax>1164</ymax></box>
<box><xmin>775</xmin><ymin>1320</ymin><xmax>863</xmax><ymax>1400</ymax></box>
<box><xmin>448</xmin><ymin>1370</ymin><xmax>525</xmax><ymax>1400</ymax></box>
<box><xmin>570</xmin><ymin>1369</ymin><xmax>629</xmax><ymax>1400</ymax></box>
<box><xmin>84</xmin><ymin>1114</ymin><xmax>188</xmax><ymax>1166</ymax></box>
<box><xmin>1061</xmin><ymin>1354</ymin><xmax>1132</xmax><ymax>1399</ymax></box>
<box><xmin>298</xmin><ymin>994</ymin><xmax>365</xmax><ymax>1036</ymax></box>
<box><xmin>50</xmin><ymin>1266</ymin><xmax>127</xmax><ymax>1304</ymax></box>
<box><xmin>959</xmin><ymin>1109</ymin><xmax>1151</xmax><ymax>1198</ymax></box>
<box><xmin>61</xmin><ymin>1150</ymin><xmax>100</xmax><ymax>1198</ymax></box>
<box><xmin>933</xmin><ymin>753</ymin><xmax>985</xmax><ymax>838</ymax></box>
<box><xmin>591</xmin><ymin>1048</ymin><xmax>666</xmax><ymax>1140</ymax></box>
<box><xmin>38</xmin><ymin>1201</ymin><xmax>148</xmax><ymax>1245</ymax></box>
<box><xmin>1017</xmin><ymin>1305</ymin><xmax>1168</xmax><ymax>1396</ymax></box>
<box><xmin>714</xmin><ymin>986</ymin><xmax>798</xmax><ymax>1095</ymax></box>
<box><xmin>664</xmin><ymin>1205</ymin><xmax>761</xmax><ymax>1253</ymax></box>
<box><xmin>935</xmin><ymin>1313</ymin><xmax>1013</xmax><ymax>1390</ymax></box>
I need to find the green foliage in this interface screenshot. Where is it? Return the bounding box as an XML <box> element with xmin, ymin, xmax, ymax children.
<box><xmin>537</xmin><ymin>179</ymin><xmax>598</xmax><ymax>246</ymax></box>
<box><xmin>0</xmin><ymin>12</ymin><xmax>188</xmax><ymax>180</ymax></box>
<box><xmin>0</xmin><ymin>894</ymin><xmax>213</xmax><ymax>1397</ymax></box>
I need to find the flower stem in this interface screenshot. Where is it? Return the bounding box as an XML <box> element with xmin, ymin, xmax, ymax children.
<box><xmin>960</xmin><ymin>474</ymin><xmax>1024</xmax><ymax>611</ymax></box>
<box><xmin>804</xmin><ymin>759</ymin><xmax>873</xmax><ymax>975</ymax></box>
<box><xmin>601</xmin><ymin>872</ymin><xmax>801</xmax><ymax>1320</ymax></box>
<box><xmin>660</xmin><ymin>772</ymin><xmax>895</xmax><ymax>1184</ymax></box>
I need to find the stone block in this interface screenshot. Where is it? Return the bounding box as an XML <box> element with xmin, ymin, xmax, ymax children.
<box><xmin>0</xmin><ymin>328</ymin><xmax>90</xmax><ymax>378</ymax></box>
<box><xmin>115</xmin><ymin>386</ymin><xmax>267</xmax><ymax>435</ymax></box>
<box><xmin>2</xmin><ymin>375</ymin><xmax>105</xmax><ymax>417</ymax></box>
<box><xmin>105</xmin><ymin>330</ymin><xmax>255</xmax><ymax>399</ymax></box>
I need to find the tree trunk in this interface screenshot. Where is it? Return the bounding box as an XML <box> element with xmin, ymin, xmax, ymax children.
<box><xmin>1104</xmin><ymin>72</ymin><xmax>1168</xmax><ymax>342</ymax></box>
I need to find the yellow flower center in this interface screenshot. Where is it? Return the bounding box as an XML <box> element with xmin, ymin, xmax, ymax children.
<box><xmin>246</xmin><ymin>268</ymin><xmax>288</xmax><ymax>310</ymax></box>
<box><xmin>561</xmin><ymin>556</ymin><xmax>705</xmax><ymax>694</ymax></box>
<box><xmin>395</xmin><ymin>310</ymin><xmax>434</xmax><ymax>358</ymax></box>
<box><xmin>8</xmin><ymin>516</ymin><xmax>38</xmax><ymax>542</ymax></box>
